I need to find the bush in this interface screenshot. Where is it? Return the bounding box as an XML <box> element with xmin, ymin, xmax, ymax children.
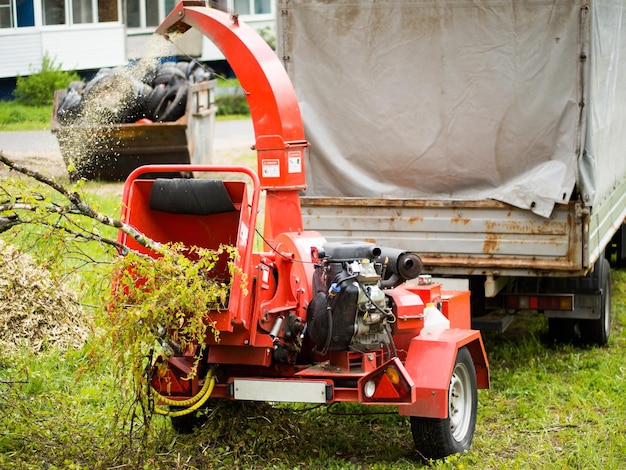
<box><xmin>258</xmin><ymin>26</ymin><xmax>276</xmax><ymax>50</ymax></box>
<box><xmin>13</xmin><ymin>53</ymin><xmax>81</xmax><ymax>106</ymax></box>
<box><xmin>216</xmin><ymin>94</ymin><xmax>250</xmax><ymax>116</ymax></box>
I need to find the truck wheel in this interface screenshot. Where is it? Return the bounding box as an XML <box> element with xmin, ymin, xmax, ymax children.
<box><xmin>581</xmin><ymin>257</ymin><xmax>612</xmax><ymax>345</ymax></box>
<box><xmin>170</xmin><ymin>410</ymin><xmax>207</xmax><ymax>434</ymax></box>
<box><xmin>547</xmin><ymin>318</ymin><xmax>579</xmax><ymax>343</ymax></box>
<box><xmin>410</xmin><ymin>347</ymin><xmax>477</xmax><ymax>459</ymax></box>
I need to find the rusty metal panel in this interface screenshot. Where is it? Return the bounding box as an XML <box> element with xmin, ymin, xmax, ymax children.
<box><xmin>301</xmin><ymin>197</ymin><xmax>585</xmax><ymax>277</ymax></box>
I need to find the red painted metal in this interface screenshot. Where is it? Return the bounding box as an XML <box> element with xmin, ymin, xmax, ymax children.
<box><xmin>117</xmin><ymin>4</ymin><xmax>492</xmax><ymax>430</ymax></box>
<box><xmin>156</xmin><ymin>2</ymin><xmax>308</xmax><ymax>244</ymax></box>
<box><xmin>399</xmin><ymin>329</ymin><xmax>489</xmax><ymax>419</ymax></box>
<box><xmin>117</xmin><ymin>164</ymin><xmax>260</xmax><ymax>331</ymax></box>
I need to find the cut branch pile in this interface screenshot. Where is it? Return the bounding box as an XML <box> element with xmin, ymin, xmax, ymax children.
<box><xmin>0</xmin><ymin>240</ymin><xmax>89</xmax><ymax>352</ymax></box>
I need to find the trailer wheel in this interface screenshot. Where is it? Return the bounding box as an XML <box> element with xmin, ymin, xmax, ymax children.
<box><xmin>581</xmin><ymin>257</ymin><xmax>612</xmax><ymax>345</ymax></box>
<box><xmin>170</xmin><ymin>410</ymin><xmax>207</xmax><ymax>434</ymax></box>
<box><xmin>410</xmin><ymin>346</ymin><xmax>477</xmax><ymax>459</ymax></box>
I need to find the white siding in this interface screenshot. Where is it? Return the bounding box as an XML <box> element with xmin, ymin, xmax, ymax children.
<box><xmin>0</xmin><ymin>2</ymin><xmax>276</xmax><ymax>79</ymax></box>
<box><xmin>0</xmin><ymin>30</ymin><xmax>42</xmax><ymax>78</ymax></box>
<box><xmin>0</xmin><ymin>24</ymin><xmax>126</xmax><ymax>78</ymax></box>
<box><xmin>41</xmin><ymin>24</ymin><xmax>126</xmax><ymax>71</ymax></box>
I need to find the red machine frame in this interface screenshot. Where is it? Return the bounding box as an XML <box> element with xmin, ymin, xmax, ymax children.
<box><xmin>115</xmin><ymin>1</ymin><xmax>490</xmax><ymax>459</ymax></box>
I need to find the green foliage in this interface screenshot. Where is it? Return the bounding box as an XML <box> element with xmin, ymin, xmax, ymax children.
<box><xmin>0</xmin><ymin>101</ymin><xmax>52</xmax><ymax>131</ymax></box>
<box><xmin>257</xmin><ymin>26</ymin><xmax>276</xmax><ymax>50</ymax></box>
<box><xmin>216</xmin><ymin>93</ymin><xmax>250</xmax><ymax>116</ymax></box>
<box><xmin>215</xmin><ymin>77</ymin><xmax>250</xmax><ymax>117</ymax></box>
<box><xmin>13</xmin><ymin>53</ymin><xmax>81</xmax><ymax>106</ymax></box>
<box><xmin>0</xmin><ymin>177</ymin><xmax>117</xmax><ymax>295</ymax></box>
<box><xmin>106</xmin><ymin>243</ymin><xmax>235</xmax><ymax>417</ymax></box>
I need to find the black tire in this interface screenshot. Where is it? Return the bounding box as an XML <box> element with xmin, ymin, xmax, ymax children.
<box><xmin>581</xmin><ymin>257</ymin><xmax>612</xmax><ymax>345</ymax></box>
<box><xmin>153</xmin><ymin>83</ymin><xmax>188</xmax><ymax>122</ymax></box>
<box><xmin>186</xmin><ymin>59</ymin><xmax>214</xmax><ymax>83</ymax></box>
<box><xmin>119</xmin><ymin>79</ymin><xmax>153</xmax><ymax>123</ymax></box>
<box><xmin>176</xmin><ymin>61</ymin><xmax>190</xmax><ymax>74</ymax></box>
<box><xmin>547</xmin><ymin>317</ymin><xmax>579</xmax><ymax>343</ymax></box>
<box><xmin>145</xmin><ymin>83</ymin><xmax>168</xmax><ymax>120</ymax></box>
<box><xmin>153</xmin><ymin>65</ymin><xmax>187</xmax><ymax>86</ymax></box>
<box><xmin>410</xmin><ymin>347</ymin><xmax>477</xmax><ymax>459</ymax></box>
<box><xmin>170</xmin><ymin>409</ymin><xmax>208</xmax><ymax>434</ymax></box>
<box><xmin>82</xmin><ymin>68</ymin><xmax>114</xmax><ymax>97</ymax></box>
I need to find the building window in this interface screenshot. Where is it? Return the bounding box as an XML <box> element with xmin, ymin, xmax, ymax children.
<box><xmin>72</xmin><ymin>0</ymin><xmax>92</xmax><ymax>23</ymax></box>
<box><xmin>125</xmin><ymin>0</ymin><xmax>267</xmax><ymax>31</ymax></box>
<box><xmin>98</xmin><ymin>0</ymin><xmax>118</xmax><ymax>21</ymax></box>
<box><xmin>1</xmin><ymin>0</ymin><xmax>36</xmax><ymax>27</ymax></box>
<box><xmin>232</xmin><ymin>0</ymin><xmax>270</xmax><ymax>15</ymax></box>
<box><xmin>41</xmin><ymin>0</ymin><xmax>118</xmax><ymax>25</ymax></box>
<box><xmin>254</xmin><ymin>0</ymin><xmax>270</xmax><ymax>14</ymax></box>
<box><xmin>126</xmin><ymin>0</ymin><xmax>209</xmax><ymax>29</ymax></box>
<box><xmin>125</xmin><ymin>0</ymin><xmax>162</xmax><ymax>28</ymax></box>
<box><xmin>233</xmin><ymin>0</ymin><xmax>270</xmax><ymax>15</ymax></box>
<box><xmin>146</xmin><ymin>0</ymin><xmax>158</xmax><ymax>26</ymax></box>
<box><xmin>126</xmin><ymin>0</ymin><xmax>138</xmax><ymax>27</ymax></box>
<box><xmin>43</xmin><ymin>0</ymin><xmax>65</xmax><ymax>25</ymax></box>
<box><xmin>0</xmin><ymin>0</ymin><xmax>12</xmax><ymax>27</ymax></box>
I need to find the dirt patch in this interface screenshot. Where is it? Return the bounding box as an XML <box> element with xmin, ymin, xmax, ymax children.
<box><xmin>0</xmin><ymin>149</ymin><xmax>68</xmax><ymax>181</ymax></box>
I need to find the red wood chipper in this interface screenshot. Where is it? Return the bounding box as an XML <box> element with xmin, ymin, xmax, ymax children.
<box><xmin>116</xmin><ymin>1</ymin><xmax>489</xmax><ymax>459</ymax></box>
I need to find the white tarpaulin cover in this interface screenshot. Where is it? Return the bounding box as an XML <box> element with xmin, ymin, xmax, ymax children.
<box><xmin>278</xmin><ymin>0</ymin><xmax>626</xmax><ymax>218</ymax></box>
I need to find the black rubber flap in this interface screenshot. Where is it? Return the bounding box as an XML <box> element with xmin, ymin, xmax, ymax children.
<box><xmin>149</xmin><ymin>179</ymin><xmax>236</xmax><ymax>215</ymax></box>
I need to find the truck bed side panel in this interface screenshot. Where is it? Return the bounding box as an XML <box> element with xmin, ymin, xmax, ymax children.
<box><xmin>301</xmin><ymin>197</ymin><xmax>585</xmax><ymax>276</ymax></box>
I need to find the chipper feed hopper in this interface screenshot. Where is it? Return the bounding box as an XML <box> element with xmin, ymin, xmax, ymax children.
<box><xmin>115</xmin><ymin>1</ymin><xmax>489</xmax><ymax>459</ymax></box>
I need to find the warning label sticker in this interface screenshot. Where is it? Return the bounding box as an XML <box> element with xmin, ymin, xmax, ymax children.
<box><xmin>262</xmin><ymin>159</ymin><xmax>280</xmax><ymax>178</ymax></box>
<box><xmin>288</xmin><ymin>151</ymin><xmax>302</xmax><ymax>174</ymax></box>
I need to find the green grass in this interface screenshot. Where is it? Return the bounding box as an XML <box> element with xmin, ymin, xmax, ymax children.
<box><xmin>0</xmin><ymin>181</ymin><xmax>625</xmax><ymax>468</ymax></box>
<box><xmin>0</xmin><ymin>98</ymin><xmax>244</xmax><ymax>132</ymax></box>
<box><xmin>0</xmin><ymin>101</ymin><xmax>52</xmax><ymax>131</ymax></box>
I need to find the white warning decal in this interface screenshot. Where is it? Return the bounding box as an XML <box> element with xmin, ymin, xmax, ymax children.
<box><xmin>262</xmin><ymin>159</ymin><xmax>280</xmax><ymax>178</ymax></box>
<box><xmin>288</xmin><ymin>151</ymin><xmax>302</xmax><ymax>174</ymax></box>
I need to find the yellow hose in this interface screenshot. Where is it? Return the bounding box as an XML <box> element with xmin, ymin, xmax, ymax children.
<box><xmin>152</xmin><ymin>368</ymin><xmax>216</xmax><ymax>417</ymax></box>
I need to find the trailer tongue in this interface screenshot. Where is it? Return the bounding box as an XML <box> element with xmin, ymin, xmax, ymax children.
<box><xmin>115</xmin><ymin>1</ymin><xmax>489</xmax><ymax>459</ymax></box>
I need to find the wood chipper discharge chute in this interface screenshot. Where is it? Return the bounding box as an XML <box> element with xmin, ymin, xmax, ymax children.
<box><xmin>114</xmin><ymin>1</ymin><xmax>489</xmax><ymax>460</ymax></box>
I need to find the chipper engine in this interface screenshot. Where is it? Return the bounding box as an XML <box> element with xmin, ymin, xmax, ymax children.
<box><xmin>115</xmin><ymin>1</ymin><xmax>489</xmax><ymax>459</ymax></box>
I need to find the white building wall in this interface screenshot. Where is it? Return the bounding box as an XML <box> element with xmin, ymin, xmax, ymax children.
<box><xmin>0</xmin><ymin>30</ymin><xmax>43</xmax><ymax>78</ymax></box>
<box><xmin>1</xmin><ymin>1</ymin><xmax>276</xmax><ymax>79</ymax></box>
<box><xmin>41</xmin><ymin>24</ymin><xmax>126</xmax><ymax>71</ymax></box>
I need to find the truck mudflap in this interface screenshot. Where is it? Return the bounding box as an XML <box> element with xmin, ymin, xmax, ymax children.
<box><xmin>397</xmin><ymin>329</ymin><xmax>489</xmax><ymax>419</ymax></box>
